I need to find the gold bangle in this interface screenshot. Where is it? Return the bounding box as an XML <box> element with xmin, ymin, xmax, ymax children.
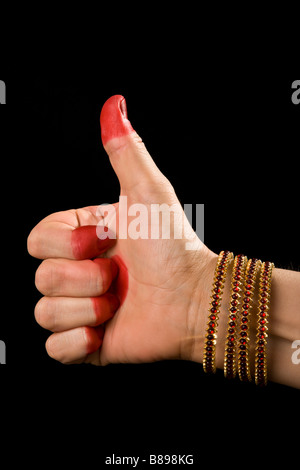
<box><xmin>203</xmin><ymin>250</ymin><xmax>234</xmax><ymax>374</ymax></box>
<box><xmin>237</xmin><ymin>258</ymin><xmax>262</xmax><ymax>382</ymax></box>
<box><xmin>255</xmin><ymin>261</ymin><xmax>274</xmax><ymax>386</ymax></box>
<box><xmin>224</xmin><ymin>254</ymin><xmax>248</xmax><ymax>379</ymax></box>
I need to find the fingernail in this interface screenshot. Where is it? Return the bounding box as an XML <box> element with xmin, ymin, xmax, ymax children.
<box><xmin>96</xmin><ymin>225</ymin><xmax>116</xmax><ymax>241</ymax></box>
<box><xmin>100</xmin><ymin>95</ymin><xmax>134</xmax><ymax>146</ymax></box>
<box><xmin>120</xmin><ymin>97</ymin><xmax>128</xmax><ymax>118</ymax></box>
<box><xmin>72</xmin><ymin>225</ymin><xmax>116</xmax><ymax>260</ymax></box>
<box><xmin>85</xmin><ymin>325</ymin><xmax>103</xmax><ymax>354</ymax></box>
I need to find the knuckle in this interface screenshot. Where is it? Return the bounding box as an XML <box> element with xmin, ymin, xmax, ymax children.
<box><xmin>27</xmin><ymin>226</ymin><xmax>43</xmax><ymax>258</ymax></box>
<box><xmin>45</xmin><ymin>335</ymin><xmax>65</xmax><ymax>363</ymax></box>
<box><xmin>27</xmin><ymin>229</ymin><xmax>37</xmax><ymax>257</ymax></box>
<box><xmin>45</xmin><ymin>335</ymin><xmax>57</xmax><ymax>361</ymax></box>
<box><xmin>34</xmin><ymin>297</ymin><xmax>56</xmax><ymax>331</ymax></box>
<box><xmin>35</xmin><ymin>259</ymin><xmax>56</xmax><ymax>295</ymax></box>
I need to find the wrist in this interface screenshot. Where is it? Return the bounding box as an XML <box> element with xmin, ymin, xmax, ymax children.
<box><xmin>182</xmin><ymin>248</ymin><xmax>240</xmax><ymax>372</ymax></box>
<box><xmin>180</xmin><ymin>247</ymin><xmax>219</xmax><ymax>363</ymax></box>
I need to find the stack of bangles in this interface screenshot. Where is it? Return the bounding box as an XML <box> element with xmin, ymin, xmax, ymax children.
<box><xmin>203</xmin><ymin>250</ymin><xmax>274</xmax><ymax>386</ymax></box>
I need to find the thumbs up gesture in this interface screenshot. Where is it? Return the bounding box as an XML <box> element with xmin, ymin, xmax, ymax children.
<box><xmin>28</xmin><ymin>95</ymin><xmax>215</xmax><ymax>366</ymax></box>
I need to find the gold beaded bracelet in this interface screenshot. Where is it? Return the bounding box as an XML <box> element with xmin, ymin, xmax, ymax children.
<box><xmin>203</xmin><ymin>251</ymin><xmax>274</xmax><ymax>385</ymax></box>
<box><xmin>224</xmin><ymin>254</ymin><xmax>248</xmax><ymax>379</ymax></box>
<box><xmin>255</xmin><ymin>261</ymin><xmax>274</xmax><ymax>386</ymax></box>
<box><xmin>237</xmin><ymin>258</ymin><xmax>262</xmax><ymax>382</ymax></box>
<box><xmin>203</xmin><ymin>250</ymin><xmax>234</xmax><ymax>374</ymax></box>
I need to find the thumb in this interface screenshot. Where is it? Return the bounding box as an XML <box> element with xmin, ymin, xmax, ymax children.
<box><xmin>100</xmin><ymin>95</ymin><xmax>167</xmax><ymax>193</ymax></box>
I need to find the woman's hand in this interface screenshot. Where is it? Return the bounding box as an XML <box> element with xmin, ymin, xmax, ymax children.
<box><xmin>27</xmin><ymin>95</ymin><xmax>216</xmax><ymax>366</ymax></box>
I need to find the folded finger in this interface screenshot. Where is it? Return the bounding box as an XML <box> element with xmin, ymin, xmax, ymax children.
<box><xmin>45</xmin><ymin>326</ymin><xmax>104</xmax><ymax>364</ymax></box>
<box><xmin>35</xmin><ymin>257</ymin><xmax>118</xmax><ymax>297</ymax></box>
<box><xmin>28</xmin><ymin>208</ymin><xmax>116</xmax><ymax>260</ymax></box>
<box><xmin>35</xmin><ymin>294</ymin><xmax>119</xmax><ymax>332</ymax></box>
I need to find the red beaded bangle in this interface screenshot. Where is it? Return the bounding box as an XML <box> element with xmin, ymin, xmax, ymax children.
<box><xmin>224</xmin><ymin>254</ymin><xmax>248</xmax><ymax>379</ymax></box>
<box><xmin>203</xmin><ymin>250</ymin><xmax>234</xmax><ymax>374</ymax></box>
<box><xmin>255</xmin><ymin>261</ymin><xmax>274</xmax><ymax>386</ymax></box>
<box><xmin>237</xmin><ymin>258</ymin><xmax>262</xmax><ymax>382</ymax></box>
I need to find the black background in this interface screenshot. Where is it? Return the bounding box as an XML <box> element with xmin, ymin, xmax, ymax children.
<box><xmin>1</xmin><ymin>56</ymin><xmax>299</xmax><ymax>463</ymax></box>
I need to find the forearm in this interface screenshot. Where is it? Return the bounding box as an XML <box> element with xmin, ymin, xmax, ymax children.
<box><xmin>188</xmin><ymin>253</ymin><xmax>300</xmax><ymax>389</ymax></box>
<box><xmin>266</xmin><ymin>267</ymin><xmax>300</xmax><ymax>388</ymax></box>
